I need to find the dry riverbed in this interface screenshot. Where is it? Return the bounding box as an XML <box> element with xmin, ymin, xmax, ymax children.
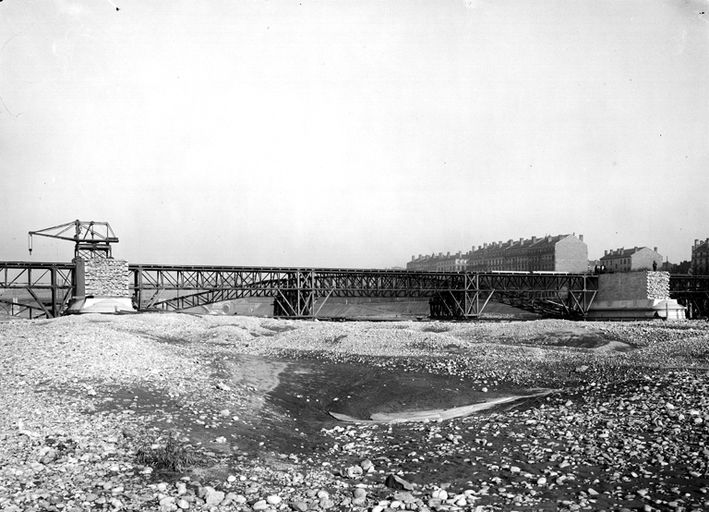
<box><xmin>1</xmin><ymin>313</ymin><xmax>708</xmax><ymax>512</ymax></box>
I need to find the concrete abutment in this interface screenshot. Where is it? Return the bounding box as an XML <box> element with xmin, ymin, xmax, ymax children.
<box><xmin>586</xmin><ymin>271</ymin><xmax>685</xmax><ymax>320</ymax></box>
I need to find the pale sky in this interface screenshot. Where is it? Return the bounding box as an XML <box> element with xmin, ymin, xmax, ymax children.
<box><xmin>1</xmin><ymin>0</ymin><xmax>707</xmax><ymax>267</ymax></box>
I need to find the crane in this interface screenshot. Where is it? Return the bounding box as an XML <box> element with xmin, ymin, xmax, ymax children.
<box><xmin>28</xmin><ymin>220</ymin><xmax>119</xmax><ymax>260</ymax></box>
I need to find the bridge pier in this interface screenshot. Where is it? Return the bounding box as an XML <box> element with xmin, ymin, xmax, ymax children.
<box><xmin>273</xmin><ymin>290</ymin><xmax>316</xmax><ymax>317</ymax></box>
<box><xmin>66</xmin><ymin>256</ymin><xmax>135</xmax><ymax>314</ymax></box>
<box><xmin>429</xmin><ymin>274</ymin><xmax>495</xmax><ymax>319</ymax></box>
<box><xmin>273</xmin><ymin>270</ymin><xmax>317</xmax><ymax>318</ymax></box>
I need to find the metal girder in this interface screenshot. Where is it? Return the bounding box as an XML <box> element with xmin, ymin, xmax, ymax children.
<box><xmin>670</xmin><ymin>274</ymin><xmax>709</xmax><ymax>319</ymax></box>
<box><xmin>0</xmin><ymin>262</ymin><xmax>74</xmax><ymax>318</ymax></box>
<box><xmin>129</xmin><ymin>265</ymin><xmax>599</xmax><ymax>320</ymax></box>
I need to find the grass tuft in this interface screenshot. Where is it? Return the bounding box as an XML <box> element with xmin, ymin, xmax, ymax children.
<box><xmin>135</xmin><ymin>431</ymin><xmax>195</xmax><ymax>472</ymax></box>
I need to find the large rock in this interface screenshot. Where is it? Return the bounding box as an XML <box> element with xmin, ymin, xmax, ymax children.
<box><xmin>202</xmin><ymin>487</ymin><xmax>224</xmax><ymax>507</ymax></box>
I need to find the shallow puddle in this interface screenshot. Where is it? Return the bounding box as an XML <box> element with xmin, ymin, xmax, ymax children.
<box><xmin>268</xmin><ymin>358</ymin><xmax>548</xmax><ymax>424</ymax></box>
<box><xmin>530</xmin><ymin>330</ymin><xmax>635</xmax><ymax>351</ymax></box>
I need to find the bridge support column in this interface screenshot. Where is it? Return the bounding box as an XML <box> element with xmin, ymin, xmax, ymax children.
<box><xmin>273</xmin><ymin>270</ymin><xmax>316</xmax><ymax>318</ymax></box>
<box><xmin>429</xmin><ymin>274</ymin><xmax>493</xmax><ymax>319</ymax></box>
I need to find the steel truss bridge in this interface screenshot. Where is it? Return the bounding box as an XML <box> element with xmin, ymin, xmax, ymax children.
<box><xmin>130</xmin><ymin>265</ymin><xmax>599</xmax><ymax>320</ymax></box>
<box><xmin>4</xmin><ymin>259</ymin><xmax>709</xmax><ymax>320</ymax></box>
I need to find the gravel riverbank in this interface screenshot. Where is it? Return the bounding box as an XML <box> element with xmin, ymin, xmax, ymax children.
<box><xmin>1</xmin><ymin>314</ymin><xmax>708</xmax><ymax>511</ymax></box>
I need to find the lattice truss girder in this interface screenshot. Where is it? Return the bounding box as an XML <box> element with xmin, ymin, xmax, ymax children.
<box><xmin>670</xmin><ymin>275</ymin><xmax>709</xmax><ymax>319</ymax></box>
<box><xmin>130</xmin><ymin>265</ymin><xmax>598</xmax><ymax>319</ymax></box>
<box><xmin>0</xmin><ymin>262</ymin><xmax>74</xmax><ymax>319</ymax></box>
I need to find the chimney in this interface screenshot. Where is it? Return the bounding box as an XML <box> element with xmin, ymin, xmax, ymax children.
<box><xmin>519</xmin><ymin>237</ymin><xmax>523</xmax><ymax>243</ymax></box>
<box><xmin>579</xmin><ymin>234</ymin><xmax>584</xmax><ymax>242</ymax></box>
<box><xmin>532</xmin><ymin>236</ymin><xmax>537</xmax><ymax>243</ymax></box>
<box><xmin>653</xmin><ymin>247</ymin><xmax>658</xmax><ymax>253</ymax></box>
<box><xmin>604</xmin><ymin>249</ymin><xmax>608</xmax><ymax>256</ymax></box>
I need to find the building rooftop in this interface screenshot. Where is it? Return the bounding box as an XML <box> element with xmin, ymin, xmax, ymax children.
<box><xmin>600</xmin><ymin>246</ymin><xmax>657</xmax><ymax>261</ymax></box>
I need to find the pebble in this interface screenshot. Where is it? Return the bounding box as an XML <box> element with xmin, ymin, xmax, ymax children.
<box><xmin>432</xmin><ymin>489</ymin><xmax>448</xmax><ymax>500</ymax></box>
<box><xmin>203</xmin><ymin>487</ymin><xmax>224</xmax><ymax>506</ymax></box>
<box><xmin>291</xmin><ymin>500</ymin><xmax>308</xmax><ymax>511</ymax></box>
<box><xmin>346</xmin><ymin>465</ymin><xmax>363</xmax><ymax>478</ymax></box>
<box><xmin>385</xmin><ymin>474</ymin><xmax>415</xmax><ymax>491</ymax></box>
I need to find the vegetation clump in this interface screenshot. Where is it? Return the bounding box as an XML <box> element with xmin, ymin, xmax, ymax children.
<box><xmin>135</xmin><ymin>431</ymin><xmax>195</xmax><ymax>472</ymax></box>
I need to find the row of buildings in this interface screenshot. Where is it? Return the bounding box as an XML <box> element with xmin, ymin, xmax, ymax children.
<box><xmin>407</xmin><ymin>233</ymin><xmax>668</xmax><ymax>274</ymax></box>
<box><xmin>692</xmin><ymin>239</ymin><xmax>709</xmax><ymax>275</ymax></box>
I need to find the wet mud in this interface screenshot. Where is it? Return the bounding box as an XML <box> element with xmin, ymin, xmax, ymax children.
<box><xmin>268</xmin><ymin>358</ymin><xmax>546</xmax><ymax>423</ymax></box>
